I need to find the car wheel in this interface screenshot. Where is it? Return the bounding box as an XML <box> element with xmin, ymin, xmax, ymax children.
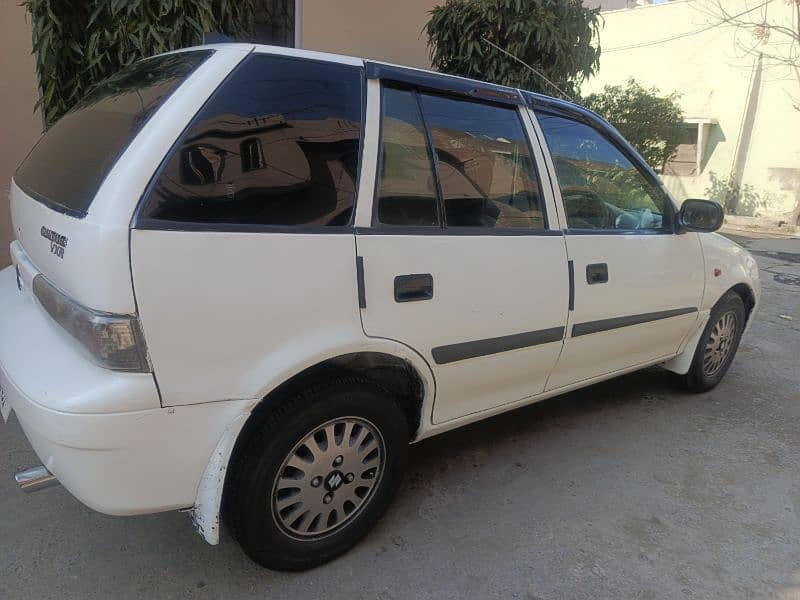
<box><xmin>225</xmin><ymin>377</ymin><xmax>408</xmax><ymax>571</ymax></box>
<box><xmin>682</xmin><ymin>291</ymin><xmax>746</xmax><ymax>392</ymax></box>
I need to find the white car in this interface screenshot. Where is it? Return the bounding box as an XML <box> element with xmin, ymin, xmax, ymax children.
<box><xmin>0</xmin><ymin>44</ymin><xmax>760</xmax><ymax>570</ymax></box>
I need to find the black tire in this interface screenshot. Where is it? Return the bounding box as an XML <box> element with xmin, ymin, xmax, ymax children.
<box><xmin>682</xmin><ymin>291</ymin><xmax>746</xmax><ymax>392</ymax></box>
<box><xmin>225</xmin><ymin>377</ymin><xmax>408</xmax><ymax>571</ymax></box>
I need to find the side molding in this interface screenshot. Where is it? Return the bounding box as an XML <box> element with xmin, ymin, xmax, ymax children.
<box><xmin>431</xmin><ymin>327</ymin><xmax>565</xmax><ymax>365</ymax></box>
<box><xmin>572</xmin><ymin>307</ymin><xmax>697</xmax><ymax>337</ymax></box>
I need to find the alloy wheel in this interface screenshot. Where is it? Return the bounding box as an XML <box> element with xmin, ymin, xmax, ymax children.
<box><xmin>271</xmin><ymin>417</ymin><xmax>384</xmax><ymax>539</ymax></box>
<box><xmin>703</xmin><ymin>310</ymin><xmax>738</xmax><ymax>377</ymax></box>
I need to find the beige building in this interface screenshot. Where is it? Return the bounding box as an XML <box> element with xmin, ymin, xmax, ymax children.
<box><xmin>301</xmin><ymin>0</ymin><xmax>435</xmax><ymax>68</ymax></box>
<box><xmin>0</xmin><ymin>3</ymin><xmax>42</xmax><ymax>269</ymax></box>
<box><xmin>581</xmin><ymin>0</ymin><xmax>800</xmax><ymax>222</ymax></box>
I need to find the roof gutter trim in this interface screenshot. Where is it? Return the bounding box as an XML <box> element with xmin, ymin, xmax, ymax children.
<box><xmin>365</xmin><ymin>61</ymin><xmax>525</xmax><ymax>106</ymax></box>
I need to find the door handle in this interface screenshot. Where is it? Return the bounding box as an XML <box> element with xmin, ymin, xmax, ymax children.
<box><xmin>586</xmin><ymin>263</ymin><xmax>608</xmax><ymax>284</ymax></box>
<box><xmin>394</xmin><ymin>274</ymin><xmax>434</xmax><ymax>302</ymax></box>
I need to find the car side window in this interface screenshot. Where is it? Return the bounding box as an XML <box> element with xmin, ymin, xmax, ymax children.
<box><xmin>376</xmin><ymin>87</ymin><xmax>439</xmax><ymax>226</ymax></box>
<box><xmin>536</xmin><ymin>111</ymin><xmax>672</xmax><ymax>231</ymax></box>
<box><xmin>420</xmin><ymin>94</ymin><xmax>545</xmax><ymax>229</ymax></box>
<box><xmin>139</xmin><ymin>54</ymin><xmax>363</xmax><ymax>227</ymax></box>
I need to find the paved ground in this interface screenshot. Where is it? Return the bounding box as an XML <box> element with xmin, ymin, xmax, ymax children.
<box><xmin>1</xmin><ymin>234</ymin><xmax>798</xmax><ymax>600</ymax></box>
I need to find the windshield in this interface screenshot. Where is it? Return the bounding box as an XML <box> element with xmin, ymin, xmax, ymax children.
<box><xmin>15</xmin><ymin>50</ymin><xmax>212</xmax><ymax>217</ymax></box>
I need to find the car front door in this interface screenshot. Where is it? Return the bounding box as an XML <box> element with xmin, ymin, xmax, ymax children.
<box><xmin>531</xmin><ymin>108</ymin><xmax>705</xmax><ymax>390</ymax></box>
<box><xmin>356</xmin><ymin>79</ymin><xmax>569</xmax><ymax>424</ymax></box>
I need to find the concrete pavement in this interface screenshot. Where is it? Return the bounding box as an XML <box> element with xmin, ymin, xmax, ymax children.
<box><xmin>1</xmin><ymin>235</ymin><xmax>798</xmax><ymax>599</ymax></box>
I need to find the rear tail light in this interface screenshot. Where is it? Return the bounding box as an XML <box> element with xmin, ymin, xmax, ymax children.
<box><xmin>32</xmin><ymin>274</ymin><xmax>150</xmax><ymax>372</ymax></box>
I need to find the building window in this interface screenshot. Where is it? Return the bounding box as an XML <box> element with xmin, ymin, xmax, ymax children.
<box><xmin>663</xmin><ymin>118</ymin><xmax>717</xmax><ymax>177</ymax></box>
<box><xmin>241</xmin><ymin>138</ymin><xmax>266</xmax><ymax>172</ymax></box>
<box><xmin>663</xmin><ymin>126</ymin><xmax>698</xmax><ymax>176</ymax></box>
<box><xmin>253</xmin><ymin>0</ymin><xmax>296</xmax><ymax>47</ymax></box>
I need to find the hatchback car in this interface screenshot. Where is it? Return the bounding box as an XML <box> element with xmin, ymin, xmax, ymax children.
<box><xmin>0</xmin><ymin>44</ymin><xmax>760</xmax><ymax>570</ymax></box>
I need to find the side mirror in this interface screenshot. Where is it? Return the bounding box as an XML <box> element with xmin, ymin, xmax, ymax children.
<box><xmin>677</xmin><ymin>199</ymin><xmax>724</xmax><ymax>233</ymax></box>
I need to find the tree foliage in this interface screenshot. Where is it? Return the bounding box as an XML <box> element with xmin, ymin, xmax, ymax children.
<box><xmin>25</xmin><ymin>0</ymin><xmax>254</xmax><ymax>126</ymax></box>
<box><xmin>582</xmin><ymin>78</ymin><xmax>684</xmax><ymax>171</ymax></box>
<box><xmin>425</xmin><ymin>0</ymin><xmax>601</xmax><ymax>98</ymax></box>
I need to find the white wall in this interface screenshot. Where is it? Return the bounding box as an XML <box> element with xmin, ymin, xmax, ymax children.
<box><xmin>582</xmin><ymin>0</ymin><xmax>800</xmax><ymax>218</ymax></box>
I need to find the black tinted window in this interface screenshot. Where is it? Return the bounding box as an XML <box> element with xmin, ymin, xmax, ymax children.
<box><xmin>141</xmin><ymin>54</ymin><xmax>363</xmax><ymax>227</ymax></box>
<box><xmin>15</xmin><ymin>51</ymin><xmax>211</xmax><ymax>216</ymax></box>
<box><xmin>536</xmin><ymin>112</ymin><xmax>671</xmax><ymax>231</ymax></box>
<box><xmin>420</xmin><ymin>94</ymin><xmax>544</xmax><ymax>229</ymax></box>
<box><xmin>376</xmin><ymin>88</ymin><xmax>439</xmax><ymax>226</ymax></box>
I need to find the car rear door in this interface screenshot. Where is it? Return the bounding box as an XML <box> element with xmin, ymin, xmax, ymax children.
<box><xmin>131</xmin><ymin>51</ymin><xmax>366</xmax><ymax>406</ymax></box>
<box><xmin>356</xmin><ymin>72</ymin><xmax>569</xmax><ymax>424</ymax></box>
<box><xmin>529</xmin><ymin>106</ymin><xmax>705</xmax><ymax>390</ymax></box>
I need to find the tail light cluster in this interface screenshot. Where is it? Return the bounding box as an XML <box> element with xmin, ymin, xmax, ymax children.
<box><xmin>32</xmin><ymin>274</ymin><xmax>150</xmax><ymax>372</ymax></box>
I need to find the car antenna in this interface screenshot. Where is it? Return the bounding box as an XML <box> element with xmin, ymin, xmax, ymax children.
<box><xmin>480</xmin><ymin>36</ymin><xmax>574</xmax><ymax>102</ymax></box>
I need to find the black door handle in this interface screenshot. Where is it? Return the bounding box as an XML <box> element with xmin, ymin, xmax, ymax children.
<box><xmin>586</xmin><ymin>263</ymin><xmax>608</xmax><ymax>284</ymax></box>
<box><xmin>394</xmin><ymin>274</ymin><xmax>434</xmax><ymax>302</ymax></box>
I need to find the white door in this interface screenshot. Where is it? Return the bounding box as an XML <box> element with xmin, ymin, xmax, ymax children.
<box><xmin>531</xmin><ymin>109</ymin><xmax>705</xmax><ymax>389</ymax></box>
<box><xmin>357</xmin><ymin>84</ymin><xmax>569</xmax><ymax>424</ymax></box>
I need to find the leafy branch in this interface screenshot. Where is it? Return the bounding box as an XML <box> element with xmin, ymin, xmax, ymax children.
<box><xmin>24</xmin><ymin>0</ymin><xmax>254</xmax><ymax>126</ymax></box>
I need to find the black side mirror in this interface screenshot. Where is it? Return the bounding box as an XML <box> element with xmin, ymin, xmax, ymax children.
<box><xmin>677</xmin><ymin>199</ymin><xmax>724</xmax><ymax>232</ymax></box>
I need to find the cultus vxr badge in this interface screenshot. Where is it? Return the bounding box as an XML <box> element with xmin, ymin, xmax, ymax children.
<box><xmin>40</xmin><ymin>226</ymin><xmax>68</xmax><ymax>259</ymax></box>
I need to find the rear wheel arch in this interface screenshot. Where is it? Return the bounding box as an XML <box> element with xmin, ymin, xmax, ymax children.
<box><xmin>190</xmin><ymin>351</ymin><xmax>430</xmax><ymax>545</ymax></box>
<box><xmin>224</xmin><ymin>375</ymin><xmax>410</xmax><ymax>569</ymax></box>
<box><xmin>237</xmin><ymin>352</ymin><xmax>428</xmax><ymax>446</ymax></box>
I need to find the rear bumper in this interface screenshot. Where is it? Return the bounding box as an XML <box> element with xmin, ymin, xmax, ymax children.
<box><xmin>0</xmin><ymin>263</ymin><xmax>252</xmax><ymax>515</ymax></box>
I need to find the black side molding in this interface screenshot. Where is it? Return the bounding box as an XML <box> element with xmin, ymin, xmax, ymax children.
<box><xmin>567</xmin><ymin>260</ymin><xmax>574</xmax><ymax>311</ymax></box>
<box><xmin>572</xmin><ymin>307</ymin><xmax>697</xmax><ymax>337</ymax></box>
<box><xmin>356</xmin><ymin>256</ymin><xmax>366</xmax><ymax>308</ymax></box>
<box><xmin>432</xmin><ymin>326</ymin><xmax>565</xmax><ymax>365</ymax></box>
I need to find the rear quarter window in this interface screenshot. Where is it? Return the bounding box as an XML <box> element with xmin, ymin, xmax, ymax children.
<box><xmin>14</xmin><ymin>51</ymin><xmax>212</xmax><ymax>217</ymax></box>
<box><xmin>138</xmin><ymin>53</ymin><xmax>364</xmax><ymax>229</ymax></box>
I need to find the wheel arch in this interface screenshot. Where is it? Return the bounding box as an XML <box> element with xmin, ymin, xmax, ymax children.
<box><xmin>190</xmin><ymin>344</ymin><xmax>435</xmax><ymax>545</ymax></box>
<box><xmin>663</xmin><ymin>281</ymin><xmax>756</xmax><ymax>376</ymax></box>
<box><xmin>728</xmin><ymin>282</ymin><xmax>756</xmax><ymax>323</ymax></box>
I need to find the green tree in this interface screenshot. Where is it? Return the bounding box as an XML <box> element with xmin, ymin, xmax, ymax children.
<box><xmin>425</xmin><ymin>0</ymin><xmax>601</xmax><ymax>98</ymax></box>
<box><xmin>582</xmin><ymin>78</ymin><xmax>684</xmax><ymax>171</ymax></box>
<box><xmin>25</xmin><ymin>0</ymin><xmax>254</xmax><ymax>126</ymax></box>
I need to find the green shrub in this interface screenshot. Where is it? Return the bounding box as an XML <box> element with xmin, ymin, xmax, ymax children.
<box><xmin>25</xmin><ymin>0</ymin><xmax>254</xmax><ymax>126</ymax></box>
<box><xmin>425</xmin><ymin>0</ymin><xmax>601</xmax><ymax>98</ymax></box>
<box><xmin>704</xmin><ymin>171</ymin><xmax>770</xmax><ymax>217</ymax></box>
<box><xmin>582</xmin><ymin>78</ymin><xmax>684</xmax><ymax>171</ymax></box>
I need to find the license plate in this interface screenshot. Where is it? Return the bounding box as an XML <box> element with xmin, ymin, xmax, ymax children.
<box><xmin>0</xmin><ymin>371</ymin><xmax>11</xmax><ymax>422</ymax></box>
